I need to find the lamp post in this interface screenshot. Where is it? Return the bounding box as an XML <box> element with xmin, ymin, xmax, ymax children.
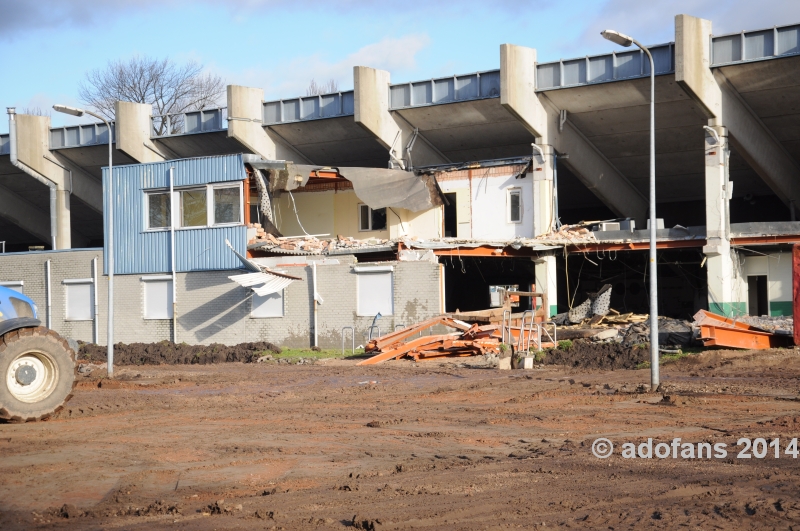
<box><xmin>53</xmin><ymin>105</ymin><xmax>114</xmax><ymax>378</ymax></box>
<box><xmin>600</xmin><ymin>30</ymin><xmax>659</xmax><ymax>391</ymax></box>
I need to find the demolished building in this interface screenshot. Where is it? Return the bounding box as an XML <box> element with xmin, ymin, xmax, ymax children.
<box><xmin>2</xmin><ymin>14</ymin><xmax>800</xmax><ymax>347</ymax></box>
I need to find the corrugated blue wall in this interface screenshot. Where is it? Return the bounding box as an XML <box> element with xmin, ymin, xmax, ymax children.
<box><xmin>103</xmin><ymin>154</ymin><xmax>248</xmax><ymax>274</ymax></box>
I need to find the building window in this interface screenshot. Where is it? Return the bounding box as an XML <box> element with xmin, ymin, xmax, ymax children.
<box><xmin>356</xmin><ymin>266</ymin><xmax>393</xmax><ymax>316</ymax></box>
<box><xmin>213</xmin><ymin>185</ymin><xmax>242</xmax><ymax>225</ymax></box>
<box><xmin>358</xmin><ymin>204</ymin><xmax>387</xmax><ymax>231</ymax></box>
<box><xmin>64</xmin><ymin>279</ymin><xmax>93</xmax><ymax>321</ymax></box>
<box><xmin>251</xmin><ymin>290</ymin><xmax>284</xmax><ymax>318</ymax></box>
<box><xmin>146</xmin><ymin>183</ymin><xmax>242</xmax><ymax>230</ymax></box>
<box><xmin>180</xmin><ymin>188</ymin><xmax>208</xmax><ymax>227</ymax></box>
<box><xmin>142</xmin><ymin>277</ymin><xmax>173</xmax><ymax>319</ymax></box>
<box><xmin>508</xmin><ymin>188</ymin><xmax>522</xmax><ymax>223</ymax></box>
<box><xmin>0</xmin><ymin>281</ymin><xmax>24</xmax><ymax>294</ymax></box>
<box><xmin>147</xmin><ymin>192</ymin><xmax>171</xmax><ymax>229</ymax></box>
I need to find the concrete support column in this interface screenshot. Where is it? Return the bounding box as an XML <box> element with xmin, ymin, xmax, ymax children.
<box><xmin>12</xmin><ymin>113</ymin><xmax>71</xmax><ymax>249</ymax></box>
<box><xmin>500</xmin><ymin>43</ymin><xmax>648</xmax><ymax>225</ymax></box>
<box><xmin>702</xmin><ymin>125</ymin><xmax>741</xmax><ymax>316</ymax></box>
<box><xmin>534</xmin><ymin>254</ymin><xmax>558</xmax><ymax>317</ymax></box>
<box><xmin>676</xmin><ymin>14</ymin><xmax>800</xmax><ymax>208</ymax></box>
<box><xmin>115</xmin><ymin>101</ymin><xmax>167</xmax><ymax>162</ymax></box>
<box><xmin>531</xmin><ymin>144</ymin><xmax>555</xmax><ymax>237</ymax></box>
<box><xmin>353</xmin><ymin>66</ymin><xmax>446</xmax><ymax>169</ymax></box>
<box><xmin>227</xmin><ymin>85</ymin><xmax>304</xmax><ymax>162</ymax></box>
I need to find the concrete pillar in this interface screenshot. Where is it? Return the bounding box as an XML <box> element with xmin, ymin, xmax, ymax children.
<box><xmin>500</xmin><ymin>44</ymin><xmax>648</xmax><ymax>225</ymax></box>
<box><xmin>676</xmin><ymin>14</ymin><xmax>800</xmax><ymax>208</ymax></box>
<box><xmin>534</xmin><ymin>254</ymin><xmax>558</xmax><ymax>317</ymax></box>
<box><xmin>353</xmin><ymin>66</ymin><xmax>446</xmax><ymax>169</ymax></box>
<box><xmin>115</xmin><ymin>101</ymin><xmax>167</xmax><ymax>162</ymax></box>
<box><xmin>531</xmin><ymin>144</ymin><xmax>555</xmax><ymax>237</ymax></box>
<box><xmin>227</xmin><ymin>85</ymin><xmax>302</xmax><ymax>162</ymax></box>
<box><xmin>13</xmin><ymin>114</ymin><xmax>71</xmax><ymax>248</ymax></box>
<box><xmin>702</xmin><ymin>125</ymin><xmax>742</xmax><ymax>316</ymax></box>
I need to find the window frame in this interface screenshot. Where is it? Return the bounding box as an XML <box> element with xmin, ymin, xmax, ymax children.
<box><xmin>355</xmin><ymin>266</ymin><xmax>394</xmax><ymax>317</ymax></box>
<box><xmin>63</xmin><ymin>278</ymin><xmax>94</xmax><ymax>321</ymax></box>
<box><xmin>144</xmin><ymin>182</ymin><xmax>244</xmax><ymax>231</ymax></box>
<box><xmin>357</xmin><ymin>203</ymin><xmax>387</xmax><ymax>232</ymax></box>
<box><xmin>0</xmin><ymin>280</ymin><xmax>24</xmax><ymax>294</ymax></box>
<box><xmin>141</xmin><ymin>275</ymin><xmax>174</xmax><ymax>320</ymax></box>
<box><xmin>250</xmin><ymin>289</ymin><xmax>285</xmax><ymax>318</ymax></box>
<box><xmin>507</xmin><ymin>188</ymin><xmax>523</xmax><ymax>224</ymax></box>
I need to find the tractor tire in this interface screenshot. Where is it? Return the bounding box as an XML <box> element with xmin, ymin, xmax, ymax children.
<box><xmin>0</xmin><ymin>327</ymin><xmax>77</xmax><ymax>422</ymax></box>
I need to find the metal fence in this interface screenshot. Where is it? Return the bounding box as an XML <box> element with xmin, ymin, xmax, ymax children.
<box><xmin>50</xmin><ymin>121</ymin><xmax>115</xmax><ymax>149</ymax></box>
<box><xmin>711</xmin><ymin>23</ymin><xmax>800</xmax><ymax>66</ymax></box>
<box><xmin>388</xmin><ymin>70</ymin><xmax>501</xmax><ymax>110</ymax></box>
<box><xmin>262</xmin><ymin>91</ymin><xmax>354</xmax><ymax>125</ymax></box>
<box><xmin>536</xmin><ymin>43</ymin><xmax>675</xmax><ymax>90</ymax></box>
<box><xmin>151</xmin><ymin>107</ymin><xmax>228</xmax><ymax>137</ymax></box>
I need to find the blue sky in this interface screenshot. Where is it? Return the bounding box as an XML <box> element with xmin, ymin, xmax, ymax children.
<box><xmin>1</xmin><ymin>0</ymin><xmax>798</xmax><ymax>128</ymax></box>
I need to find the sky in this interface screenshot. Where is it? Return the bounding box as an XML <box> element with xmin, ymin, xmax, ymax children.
<box><xmin>1</xmin><ymin>0</ymin><xmax>799</xmax><ymax>128</ymax></box>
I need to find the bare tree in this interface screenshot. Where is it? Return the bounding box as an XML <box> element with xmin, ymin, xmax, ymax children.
<box><xmin>78</xmin><ymin>56</ymin><xmax>225</xmax><ymax>136</ymax></box>
<box><xmin>306</xmin><ymin>78</ymin><xmax>339</xmax><ymax>96</ymax></box>
<box><xmin>21</xmin><ymin>107</ymin><xmax>51</xmax><ymax>117</ymax></box>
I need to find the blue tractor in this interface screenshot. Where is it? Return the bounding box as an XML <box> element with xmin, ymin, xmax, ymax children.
<box><xmin>0</xmin><ymin>286</ymin><xmax>76</xmax><ymax>422</ymax></box>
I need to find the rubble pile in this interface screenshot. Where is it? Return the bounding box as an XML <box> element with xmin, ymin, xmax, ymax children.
<box><xmin>247</xmin><ymin>226</ymin><xmax>390</xmax><ymax>254</ymax></box>
<box><xmin>534</xmin><ymin>224</ymin><xmax>596</xmax><ymax>243</ymax></box>
<box><xmin>736</xmin><ymin>315</ymin><xmax>793</xmax><ymax>335</ymax></box>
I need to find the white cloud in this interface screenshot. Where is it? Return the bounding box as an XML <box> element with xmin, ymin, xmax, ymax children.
<box><xmin>229</xmin><ymin>34</ymin><xmax>431</xmax><ymax>99</ymax></box>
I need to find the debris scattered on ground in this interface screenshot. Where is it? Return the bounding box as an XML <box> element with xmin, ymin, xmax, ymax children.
<box><xmin>622</xmin><ymin>317</ymin><xmax>694</xmax><ymax>348</ymax></box>
<box><xmin>693</xmin><ymin>309</ymin><xmax>793</xmax><ymax>350</ymax></box>
<box><xmin>357</xmin><ymin>316</ymin><xmax>503</xmax><ymax>365</ymax></box>
<box><xmin>78</xmin><ymin>341</ymin><xmax>281</xmax><ymax>365</ymax></box>
<box><xmin>736</xmin><ymin>315</ymin><xmax>793</xmax><ymax>335</ymax></box>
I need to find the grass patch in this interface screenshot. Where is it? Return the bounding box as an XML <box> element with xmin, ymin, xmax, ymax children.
<box><xmin>272</xmin><ymin>348</ymin><xmax>353</xmax><ymax>360</ymax></box>
<box><xmin>531</xmin><ymin>350</ymin><xmax>547</xmax><ymax>362</ymax></box>
<box><xmin>636</xmin><ymin>361</ymin><xmax>651</xmax><ymax>370</ymax></box>
<box><xmin>557</xmin><ymin>340</ymin><xmax>573</xmax><ymax>350</ymax></box>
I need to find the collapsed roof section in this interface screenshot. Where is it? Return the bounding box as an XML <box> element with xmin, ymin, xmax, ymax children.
<box><xmin>242</xmin><ymin>154</ymin><xmax>443</xmax><ymax>213</ymax></box>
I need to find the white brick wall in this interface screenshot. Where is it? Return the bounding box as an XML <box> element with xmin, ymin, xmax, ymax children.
<box><xmin>0</xmin><ymin>250</ymin><xmax>442</xmax><ymax>349</ymax></box>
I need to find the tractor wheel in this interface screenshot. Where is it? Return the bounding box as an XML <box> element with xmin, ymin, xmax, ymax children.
<box><xmin>0</xmin><ymin>327</ymin><xmax>77</xmax><ymax>422</ymax></box>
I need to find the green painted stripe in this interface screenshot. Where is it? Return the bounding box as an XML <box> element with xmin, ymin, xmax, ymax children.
<box><xmin>550</xmin><ymin>305</ymin><xmax>558</xmax><ymax>317</ymax></box>
<box><xmin>769</xmin><ymin>301</ymin><xmax>793</xmax><ymax>317</ymax></box>
<box><xmin>708</xmin><ymin>302</ymin><xmax>747</xmax><ymax>317</ymax></box>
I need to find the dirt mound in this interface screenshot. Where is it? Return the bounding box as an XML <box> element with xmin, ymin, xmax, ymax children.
<box><xmin>78</xmin><ymin>341</ymin><xmax>281</xmax><ymax>366</ymax></box>
<box><xmin>542</xmin><ymin>340</ymin><xmax>649</xmax><ymax>370</ymax></box>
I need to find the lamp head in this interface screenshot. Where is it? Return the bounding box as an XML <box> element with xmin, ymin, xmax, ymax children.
<box><xmin>52</xmin><ymin>104</ymin><xmax>85</xmax><ymax>117</ymax></box>
<box><xmin>601</xmin><ymin>30</ymin><xmax>633</xmax><ymax>47</ymax></box>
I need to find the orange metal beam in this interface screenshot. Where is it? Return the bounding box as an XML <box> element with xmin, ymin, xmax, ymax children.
<box><xmin>731</xmin><ymin>235</ymin><xmax>800</xmax><ymax>245</ymax></box>
<box><xmin>698</xmin><ymin>324</ymin><xmax>791</xmax><ymax>349</ymax></box>
<box><xmin>568</xmin><ymin>240</ymin><xmax>706</xmax><ymax>253</ymax></box>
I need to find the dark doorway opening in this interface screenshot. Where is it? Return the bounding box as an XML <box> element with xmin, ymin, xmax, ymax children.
<box><xmin>556</xmin><ymin>249</ymin><xmax>707</xmax><ymax>320</ymax></box>
<box><xmin>442</xmin><ymin>256</ymin><xmax>535</xmax><ymax>313</ymax></box>
<box><xmin>747</xmin><ymin>275</ymin><xmax>769</xmax><ymax>316</ymax></box>
<box><xmin>443</xmin><ymin>193</ymin><xmax>457</xmax><ymax>237</ymax></box>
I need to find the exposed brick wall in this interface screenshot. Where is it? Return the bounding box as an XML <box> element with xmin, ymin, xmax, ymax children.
<box><xmin>0</xmin><ymin>250</ymin><xmax>442</xmax><ymax>349</ymax></box>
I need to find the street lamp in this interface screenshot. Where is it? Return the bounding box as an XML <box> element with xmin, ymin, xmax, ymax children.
<box><xmin>601</xmin><ymin>30</ymin><xmax>660</xmax><ymax>391</ymax></box>
<box><xmin>53</xmin><ymin>104</ymin><xmax>115</xmax><ymax>379</ymax></box>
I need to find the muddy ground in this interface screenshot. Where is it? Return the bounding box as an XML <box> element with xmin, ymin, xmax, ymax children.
<box><xmin>2</xmin><ymin>348</ymin><xmax>800</xmax><ymax>530</ymax></box>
